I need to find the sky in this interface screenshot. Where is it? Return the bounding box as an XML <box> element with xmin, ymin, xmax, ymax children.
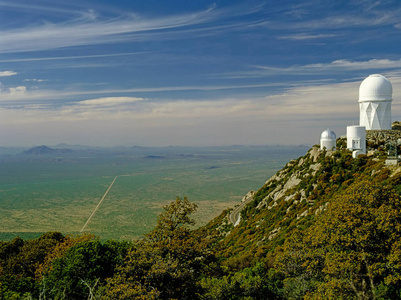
<box><xmin>1</xmin><ymin>0</ymin><xmax>401</xmax><ymax>147</ymax></box>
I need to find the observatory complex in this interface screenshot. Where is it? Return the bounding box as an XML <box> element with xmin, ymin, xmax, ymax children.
<box><xmin>320</xmin><ymin>74</ymin><xmax>396</xmax><ymax>158</ymax></box>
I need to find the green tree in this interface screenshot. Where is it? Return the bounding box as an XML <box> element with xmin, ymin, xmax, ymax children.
<box><xmin>201</xmin><ymin>263</ymin><xmax>283</xmax><ymax>300</ymax></box>
<box><xmin>106</xmin><ymin>197</ymin><xmax>218</xmax><ymax>300</ymax></box>
<box><xmin>0</xmin><ymin>232</ymin><xmax>65</xmax><ymax>298</ymax></box>
<box><xmin>44</xmin><ymin>239</ymin><xmax>130</xmax><ymax>299</ymax></box>
<box><xmin>276</xmin><ymin>180</ymin><xmax>401</xmax><ymax>299</ymax></box>
<box><xmin>36</xmin><ymin>232</ymin><xmax>96</xmax><ymax>280</ymax></box>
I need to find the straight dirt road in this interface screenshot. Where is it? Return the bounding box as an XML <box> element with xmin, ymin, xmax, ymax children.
<box><xmin>80</xmin><ymin>176</ymin><xmax>118</xmax><ymax>233</ymax></box>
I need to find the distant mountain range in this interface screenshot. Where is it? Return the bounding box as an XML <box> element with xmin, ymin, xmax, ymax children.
<box><xmin>19</xmin><ymin>145</ymin><xmax>73</xmax><ymax>155</ymax></box>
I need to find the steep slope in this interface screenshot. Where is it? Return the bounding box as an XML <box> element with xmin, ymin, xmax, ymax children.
<box><xmin>206</xmin><ymin>140</ymin><xmax>401</xmax><ymax>266</ymax></box>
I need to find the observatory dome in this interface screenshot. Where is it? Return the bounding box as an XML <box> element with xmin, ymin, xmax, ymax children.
<box><xmin>320</xmin><ymin>129</ymin><xmax>336</xmax><ymax>141</ymax></box>
<box><xmin>359</xmin><ymin>74</ymin><xmax>392</xmax><ymax>102</ymax></box>
<box><xmin>320</xmin><ymin>129</ymin><xmax>336</xmax><ymax>150</ymax></box>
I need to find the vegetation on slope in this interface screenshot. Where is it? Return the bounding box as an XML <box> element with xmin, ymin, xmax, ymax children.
<box><xmin>214</xmin><ymin>142</ymin><xmax>401</xmax><ymax>263</ymax></box>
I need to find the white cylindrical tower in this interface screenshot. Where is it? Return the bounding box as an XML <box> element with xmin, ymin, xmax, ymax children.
<box><xmin>347</xmin><ymin>125</ymin><xmax>366</xmax><ymax>156</ymax></box>
<box><xmin>320</xmin><ymin>129</ymin><xmax>336</xmax><ymax>150</ymax></box>
<box><xmin>359</xmin><ymin>74</ymin><xmax>392</xmax><ymax>130</ymax></box>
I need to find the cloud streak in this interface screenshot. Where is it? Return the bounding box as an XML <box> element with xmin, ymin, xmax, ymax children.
<box><xmin>0</xmin><ymin>82</ymin><xmax>289</xmax><ymax>104</ymax></box>
<box><xmin>283</xmin><ymin>1</ymin><xmax>401</xmax><ymax>30</ymax></box>
<box><xmin>0</xmin><ymin>52</ymin><xmax>154</xmax><ymax>63</ymax></box>
<box><xmin>278</xmin><ymin>33</ymin><xmax>340</xmax><ymax>40</ymax></box>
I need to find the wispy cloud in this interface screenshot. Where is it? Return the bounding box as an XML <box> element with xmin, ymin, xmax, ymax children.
<box><xmin>0</xmin><ymin>82</ymin><xmax>290</xmax><ymax>104</ymax></box>
<box><xmin>274</xmin><ymin>58</ymin><xmax>401</xmax><ymax>71</ymax></box>
<box><xmin>0</xmin><ymin>1</ymin><xmax>95</xmax><ymax>18</ymax></box>
<box><xmin>278</xmin><ymin>33</ymin><xmax>340</xmax><ymax>40</ymax></box>
<box><xmin>0</xmin><ymin>3</ymin><xmax>261</xmax><ymax>54</ymax></box>
<box><xmin>231</xmin><ymin>59</ymin><xmax>401</xmax><ymax>78</ymax></box>
<box><xmin>282</xmin><ymin>2</ymin><xmax>401</xmax><ymax>30</ymax></box>
<box><xmin>0</xmin><ymin>52</ymin><xmax>153</xmax><ymax>63</ymax></box>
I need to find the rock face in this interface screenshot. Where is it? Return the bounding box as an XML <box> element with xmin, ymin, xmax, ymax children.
<box><xmin>241</xmin><ymin>191</ymin><xmax>255</xmax><ymax>203</ymax></box>
<box><xmin>254</xmin><ymin>146</ymin><xmax>324</xmax><ymax>211</ymax></box>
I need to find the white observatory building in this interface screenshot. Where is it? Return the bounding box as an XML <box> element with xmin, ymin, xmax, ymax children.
<box><xmin>320</xmin><ymin>129</ymin><xmax>336</xmax><ymax>150</ymax></box>
<box><xmin>359</xmin><ymin>74</ymin><xmax>392</xmax><ymax>130</ymax></box>
<box><xmin>347</xmin><ymin>125</ymin><xmax>366</xmax><ymax>157</ymax></box>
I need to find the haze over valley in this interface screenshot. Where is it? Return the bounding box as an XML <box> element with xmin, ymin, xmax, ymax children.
<box><xmin>0</xmin><ymin>144</ymin><xmax>308</xmax><ymax>240</ymax></box>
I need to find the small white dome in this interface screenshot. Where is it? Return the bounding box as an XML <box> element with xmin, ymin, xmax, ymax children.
<box><xmin>359</xmin><ymin>74</ymin><xmax>392</xmax><ymax>102</ymax></box>
<box><xmin>320</xmin><ymin>129</ymin><xmax>336</xmax><ymax>140</ymax></box>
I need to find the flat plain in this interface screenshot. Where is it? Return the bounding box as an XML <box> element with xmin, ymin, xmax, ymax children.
<box><xmin>0</xmin><ymin>145</ymin><xmax>308</xmax><ymax>240</ymax></box>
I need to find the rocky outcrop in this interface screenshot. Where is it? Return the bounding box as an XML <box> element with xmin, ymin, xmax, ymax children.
<box><xmin>366</xmin><ymin>130</ymin><xmax>401</xmax><ymax>145</ymax></box>
<box><xmin>241</xmin><ymin>191</ymin><xmax>255</xmax><ymax>203</ymax></box>
<box><xmin>256</xmin><ymin>147</ymin><xmax>324</xmax><ymax>210</ymax></box>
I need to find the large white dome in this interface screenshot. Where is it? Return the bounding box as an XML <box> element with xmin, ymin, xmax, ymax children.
<box><xmin>359</xmin><ymin>74</ymin><xmax>392</xmax><ymax>102</ymax></box>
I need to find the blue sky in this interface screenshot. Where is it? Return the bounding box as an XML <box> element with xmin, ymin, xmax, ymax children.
<box><xmin>1</xmin><ymin>0</ymin><xmax>401</xmax><ymax>147</ymax></box>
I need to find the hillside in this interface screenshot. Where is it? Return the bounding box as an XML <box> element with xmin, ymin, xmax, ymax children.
<box><xmin>209</xmin><ymin>139</ymin><xmax>401</xmax><ymax>258</ymax></box>
<box><xmin>199</xmin><ymin>138</ymin><xmax>401</xmax><ymax>298</ymax></box>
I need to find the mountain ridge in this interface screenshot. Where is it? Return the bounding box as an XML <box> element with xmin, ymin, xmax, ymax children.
<box><xmin>195</xmin><ymin>138</ymin><xmax>401</xmax><ymax>297</ymax></box>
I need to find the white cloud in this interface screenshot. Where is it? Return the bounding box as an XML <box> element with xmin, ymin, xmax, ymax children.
<box><xmin>0</xmin><ymin>70</ymin><xmax>17</xmax><ymax>77</ymax></box>
<box><xmin>24</xmin><ymin>79</ymin><xmax>46</xmax><ymax>82</ymax></box>
<box><xmin>9</xmin><ymin>86</ymin><xmax>26</xmax><ymax>94</ymax></box>
<box><xmin>77</xmin><ymin>97</ymin><xmax>144</xmax><ymax>107</ymax></box>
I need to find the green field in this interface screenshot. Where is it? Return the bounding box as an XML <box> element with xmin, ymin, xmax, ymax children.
<box><xmin>0</xmin><ymin>146</ymin><xmax>308</xmax><ymax>240</ymax></box>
